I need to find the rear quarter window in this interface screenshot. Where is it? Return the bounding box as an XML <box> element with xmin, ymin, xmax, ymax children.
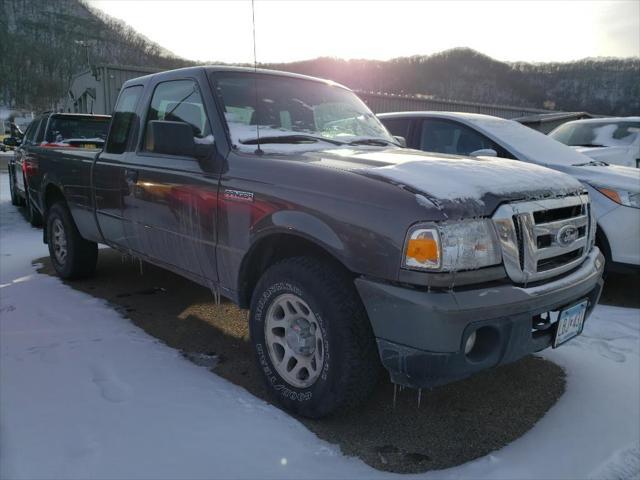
<box><xmin>106</xmin><ymin>85</ymin><xmax>144</xmax><ymax>154</ymax></box>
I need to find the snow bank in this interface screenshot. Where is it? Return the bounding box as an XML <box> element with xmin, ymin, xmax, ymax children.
<box><xmin>0</xmin><ymin>173</ymin><xmax>637</xmax><ymax>479</ymax></box>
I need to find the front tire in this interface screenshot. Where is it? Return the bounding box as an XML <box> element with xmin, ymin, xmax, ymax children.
<box><xmin>46</xmin><ymin>202</ymin><xmax>98</xmax><ymax>279</ymax></box>
<box><xmin>249</xmin><ymin>256</ymin><xmax>380</xmax><ymax>418</ymax></box>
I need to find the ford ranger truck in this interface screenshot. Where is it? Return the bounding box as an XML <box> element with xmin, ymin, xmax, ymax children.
<box><xmin>28</xmin><ymin>67</ymin><xmax>605</xmax><ymax>418</ymax></box>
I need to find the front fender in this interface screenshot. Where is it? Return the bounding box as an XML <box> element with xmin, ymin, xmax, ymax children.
<box><xmin>269</xmin><ymin>210</ymin><xmax>345</xmax><ymax>252</ymax></box>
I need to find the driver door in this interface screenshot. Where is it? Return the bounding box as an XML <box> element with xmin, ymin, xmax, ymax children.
<box><xmin>124</xmin><ymin>78</ymin><xmax>219</xmax><ymax>283</ymax></box>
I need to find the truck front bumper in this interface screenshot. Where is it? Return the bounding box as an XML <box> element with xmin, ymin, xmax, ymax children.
<box><xmin>355</xmin><ymin>248</ymin><xmax>605</xmax><ymax>388</ymax></box>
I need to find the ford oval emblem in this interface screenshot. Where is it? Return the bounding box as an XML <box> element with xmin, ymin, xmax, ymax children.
<box><xmin>557</xmin><ymin>225</ymin><xmax>579</xmax><ymax>246</ymax></box>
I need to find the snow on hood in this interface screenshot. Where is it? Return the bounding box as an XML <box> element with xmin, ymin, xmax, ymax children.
<box><xmin>557</xmin><ymin>163</ymin><xmax>640</xmax><ymax>192</ymax></box>
<box><xmin>464</xmin><ymin>116</ymin><xmax>593</xmax><ymax>167</ymax></box>
<box><xmin>329</xmin><ymin>149</ymin><xmax>583</xmax><ymax>204</ymax></box>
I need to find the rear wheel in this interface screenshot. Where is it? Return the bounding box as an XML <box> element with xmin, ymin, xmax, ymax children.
<box><xmin>9</xmin><ymin>168</ymin><xmax>23</xmax><ymax>206</ymax></box>
<box><xmin>23</xmin><ymin>174</ymin><xmax>42</xmax><ymax>227</ymax></box>
<box><xmin>47</xmin><ymin>202</ymin><xmax>98</xmax><ymax>279</ymax></box>
<box><xmin>249</xmin><ymin>256</ymin><xmax>380</xmax><ymax>418</ymax></box>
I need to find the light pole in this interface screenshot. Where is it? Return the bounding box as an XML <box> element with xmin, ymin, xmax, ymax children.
<box><xmin>74</xmin><ymin>40</ymin><xmax>91</xmax><ymax>65</ymax></box>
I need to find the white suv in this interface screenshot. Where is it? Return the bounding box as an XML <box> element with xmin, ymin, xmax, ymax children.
<box><xmin>549</xmin><ymin>117</ymin><xmax>640</xmax><ymax>169</ymax></box>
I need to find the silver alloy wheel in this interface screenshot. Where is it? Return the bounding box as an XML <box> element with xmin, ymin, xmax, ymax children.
<box><xmin>264</xmin><ymin>293</ymin><xmax>325</xmax><ymax>388</ymax></box>
<box><xmin>52</xmin><ymin>218</ymin><xmax>68</xmax><ymax>265</ymax></box>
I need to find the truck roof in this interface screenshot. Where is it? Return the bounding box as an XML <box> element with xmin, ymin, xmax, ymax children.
<box><xmin>122</xmin><ymin>65</ymin><xmax>350</xmax><ymax>91</ymax></box>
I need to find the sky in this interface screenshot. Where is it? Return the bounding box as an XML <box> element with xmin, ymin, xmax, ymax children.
<box><xmin>89</xmin><ymin>0</ymin><xmax>640</xmax><ymax>64</ymax></box>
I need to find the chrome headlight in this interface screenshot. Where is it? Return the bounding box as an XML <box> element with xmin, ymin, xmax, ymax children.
<box><xmin>403</xmin><ymin>219</ymin><xmax>502</xmax><ymax>272</ymax></box>
<box><xmin>593</xmin><ymin>185</ymin><xmax>640</xmax><ymax>209</ymax></box>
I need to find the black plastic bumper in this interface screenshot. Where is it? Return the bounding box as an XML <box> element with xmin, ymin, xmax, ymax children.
<box><xmin>356</xmin><ymin>249</ymin><xmax>605</xmax><ymax>389</ymax></box>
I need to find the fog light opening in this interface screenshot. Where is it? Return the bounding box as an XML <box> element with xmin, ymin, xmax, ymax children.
<box><xmin>465</xmin><ymin>326</ymin><xmax>500</xmax><ymax>362</ymax></box>
<box><xmin>464</xmin><ymin>331</ymin><xmax>477</xmax><ymax>355</ymax></box>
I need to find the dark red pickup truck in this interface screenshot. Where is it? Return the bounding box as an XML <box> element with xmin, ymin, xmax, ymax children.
<box><xmin>9</xmin><ymin>113</ymin><xmax>110</xmax><ymax>225</ymax></box>
<box><xmin>25</xmin><ymin>67</ymin><xmax>603</xmax><ymax>418</ymax></box>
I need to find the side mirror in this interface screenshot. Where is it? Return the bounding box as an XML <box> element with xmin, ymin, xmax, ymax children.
<box><xmin>147</xmin><ymin>120</ymin><xmax>195</xmax><ymax>157</ymax></box>
<box><xmin>470</xmin><ymin>148</ymin><xmax>497</xmax><ymax>158</ymax></box>
<box><xmin>393</xmin><ymin>135</ymin><xmax>407</xmax><ymax>147</ymax></box>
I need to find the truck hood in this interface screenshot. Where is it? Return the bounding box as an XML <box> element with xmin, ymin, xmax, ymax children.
<box><xmin>305</xmin><ymin>147</ymin><xmax>584</xmax><ymax>216</ymax></box>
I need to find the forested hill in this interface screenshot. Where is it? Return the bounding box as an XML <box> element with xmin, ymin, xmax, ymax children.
<box><xmin>0</xmin><ymin>0</ymin><xmax>193</xmax><ymax>111</ymax></box>
<box><xmin>266</xmin><ymin>50</ymin><xmax>640</xmax><ymax>115</ymax></box>
<box><xmin>1</xmin><ymin>0</ymin><xmax>638</xmax><ymax>115</ymax></box>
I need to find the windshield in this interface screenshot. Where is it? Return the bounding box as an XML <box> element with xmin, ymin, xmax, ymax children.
<box><xmin>212</xmin><ymin>73</ymin><xmax>394</xmax><ymax>150</ymax></box>
<box><xmin>550</xmin><ymin>121</ymin><xmax>640</xmax><ymax>147</ymax></box>
<box><xmin>466</xmin><ymin>116</ymin><xmax>591</xmax><ymax>166</ymax></box>
<box><xmin>46</xmin><ymin>116</ymin><xmax>110</xmax><ymax>144</ymax></box>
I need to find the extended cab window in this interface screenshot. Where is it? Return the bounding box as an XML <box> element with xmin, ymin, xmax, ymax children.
<box><xmin>34</xmin><ymin>118</ymin><xmax>47</xmax><ymax>144</ymax></box>
<box><xmin>24</xmin><ymin>118</ymin><xmax>42</xmax><ymax>145</ymax></box>
<box><xmin>144</xmin><ymin>80</ymin><xmax>212</xmax><ymax>153</ymax></box>
<box><xmin>106</xmin><ymin>85</ymin><xmax>143</xmax><ymax>154</ymax></box>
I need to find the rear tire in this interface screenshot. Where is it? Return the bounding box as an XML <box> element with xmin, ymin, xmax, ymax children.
<box><xmin>9</xmin><ymin>168</ymin><xmax>22</xmax><ymax>206</ymax></box>
<box><xmin>23</xmin><ymin>174</ymin><xmax>42</xmax><ymax>227</ymax></box>
<box><xmin>46</xmin><ymin>202</ymin><xmax>98</xmax><ymax>279</ymax></box>
<box><xmin>249</xmin><ymin>256</ymin><xmax>380</xmax><ymax>418</ymax></box>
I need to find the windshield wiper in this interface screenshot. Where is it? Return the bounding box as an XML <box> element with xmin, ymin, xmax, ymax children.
<box><xmin>571</xmin><ymin>143</ymin><xmax>605</xmax><ymax>148</ymax></box>
<box><xmin>239</xmin><ymin>134</ymin><xmax>345</xmax><ymax>146</ymax></box>
<box><xmin>574</xmin><ymin>160</ymin><xmax>610</xmax><ymax>167</ymax></box>
<box><xmin>347</xmin><ymin>138</ymin><xmax>398</xmax><ymax>147</ymax></box>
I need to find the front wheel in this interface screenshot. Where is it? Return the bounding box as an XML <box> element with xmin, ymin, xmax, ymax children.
<box><xmin>47</xmin><ymin>202</ymin><xmax>98</xmax><ymax>279</ymax></box>
<box><xmin>249</xmin><ymin>256</ymin><xmax>380</xmax><ymax>418</ymax></box>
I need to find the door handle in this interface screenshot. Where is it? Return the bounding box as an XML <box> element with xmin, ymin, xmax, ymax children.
<box><xmin>125</xmin><ymin>169</ymin><xmax>138</xmax><ymax>184</ymax></box>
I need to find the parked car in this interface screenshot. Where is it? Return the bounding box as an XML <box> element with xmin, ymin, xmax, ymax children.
<box><xmin>8</xmin><ymin>113</ymin><xmax>110</xmax><ymax>225</ymax></box>
<box><xmin>379</xmin><ymin>112</ymin><xmax>640</xmax><ymax>273</ymax></box>
<box><xmin>1</xmin><ymin>120</ymin><xmax>24</xmax><ymax>152</ymax></box>
<box><xmin>549</xmin><ymin>117</ymin><xmax>640</xmax><ymax>169</ymax></box>
<box><xmin>1</xmin><ymin>120</ymin><xmax>9</xmax><ymax>152</ymax></box>
<box><xmin>29</xmin><ymin>67</ymin><xmax>603</xmax><ymax>418</ymax></box>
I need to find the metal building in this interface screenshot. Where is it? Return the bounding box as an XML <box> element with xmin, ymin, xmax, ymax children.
<box><xmin>62</xmin><ymin>64</ymin><xmax>160</xmax><ymax>114</ymax></box>
<box><xmin>512</xmin><ymin>112</ymin><xmax>597</xmax><ymax>134</ymax></box>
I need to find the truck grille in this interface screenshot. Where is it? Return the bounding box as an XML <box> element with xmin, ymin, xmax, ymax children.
<box><xmin>492</xmin><ymin>194</ymin><xmax>594</xmax><ymax>284</ymax></box>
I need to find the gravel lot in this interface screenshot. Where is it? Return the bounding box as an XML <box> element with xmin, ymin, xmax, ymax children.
<box><xmin>34</xmin><ymin>248</ymin><xmax>574</xmax><ymax>474</ymax></box>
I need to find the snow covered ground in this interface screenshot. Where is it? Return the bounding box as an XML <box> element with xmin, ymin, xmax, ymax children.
<box><xmin>0</xmin><ymin>172</ymin><xmax>638</xmax><ymax>480</ymax></box>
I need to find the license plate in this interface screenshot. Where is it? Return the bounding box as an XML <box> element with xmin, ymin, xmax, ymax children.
<box><xmin>554</xmin><ymin>300</ymin><xmax>588</xmax><ymax>347</ymax></box>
